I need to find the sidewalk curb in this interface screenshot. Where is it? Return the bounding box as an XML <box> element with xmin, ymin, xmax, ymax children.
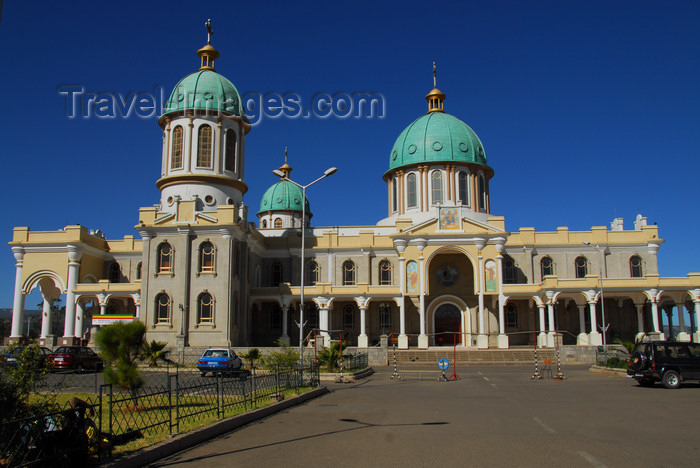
<box><xmin>589</xmin><ymin>365</ymin><xmax>628</xmax><ymax>376</ymax></box>
<box><xmin>101</xmin><ymin>386</ymin><xmax>329</xmax><ymax>467</ymax></box>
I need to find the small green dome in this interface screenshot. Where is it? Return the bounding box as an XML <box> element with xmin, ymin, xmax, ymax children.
<box><xmin>163</xmin><ymin>69</ymin><xmax>243</xmax><ymax>116</ymax></box>
<box><xmin>386</xmin><ymin>112</ymin><xmax>489</xmax><ymax>175</ymax></box>
<box><xmin>257</xmin><ymin>180</ymin><xmax>311</xmax><ymax>216</ymax></box>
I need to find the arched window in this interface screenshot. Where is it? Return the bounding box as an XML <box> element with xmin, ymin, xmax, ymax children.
<box><xmin>262</xmin><ymin>219</ymin><xmax>267</xmax><ymax>229</ymax></box>
<box><xmin>458</xmin><ymin>171</ymin><xmax>469</xmax><ymax>205</ymax></box>
<box><xmin>198</xmin><ymin>292</ymin><xmax>214</xmax><ymax>324</ymax></box>
<box><xmin>540</xmin><ymin>257</ymin><xmax>554</xmax><ymax>277</ymax></box>
<box><xmin>271</xmin><ymin>262</ymin><xmax>283</xmax><ymax>286</ymax></box>
<box><xmin>630</xmin><ymin>255</ymin><xmax>643</xmax><ymax>278</ymax></box>
<box><xmin>224</xmin><ymin>128</ymin><xmax>236</xmax><ymax>172</ymax></box>
<box><xmin>503</xmin><ymin>256</ymin><xmax>517</xmax><ymax>284</ymax></box>
<box><xmin>343</xmin><ymin>303</ymin><xmax>355</xmax><ymax>328</ymax></box>
<box><xmin>199</xmin><ymin>241</ymin><xmax>215</xmax><ymax>273</ymax></box>
<box><xmin>379</xmin><ymin>260</ymin><xmax>392</xmax><ymax>285</ymax></box>
<box><xmin>274</xmin><ymin>218</ymin><xmax>283</xmax><ymax>228</ymax></box>
<box><xmin>158</xmin><ymin>243</ymin><xmax>173</xmax><ymax>273</ymax></box>
<box><xmin>505</xmin><ymin>303</ymin><xmax>519</xmax><ymax>328</ymax></box>
<box><xmin>306</xmin><ymin>260</ymin><xmax>319</xmax><ymax>286</ymax></box>
<box><xmin>392</xmin><ymin>176</ymin><xmax>398</xmax><ymax>213</ymax></box>
<box><xmin>342</xmin><ymin>261</ymin><xmax>356</xmax><ymax>285</ymax></box>
<box><xmin>171</xmin><ymin>126</ymin><xmax>183</xmax><ymax>169</ymax></box>
<box><xmin>431</xmin><ymin>171</ymin><xmax>444</xmax><ymax>204</ymax></box>
<box><xmin>407</xmin><ymin>173</ymin><xmax>417</xmax><ymax>208</ymax></box>
<box><xmin>136</xmin><ymin>261</ymin><xmax>142</xmax><ymax>280</ymax></box>
<box><xmin>575</xmin><ymin>256</ymin><xmax>588</xmax><ymax>278</ymax></box>
<box><xmin>109</xmin><ymin>262</ymin><xmax>120</xmax><ymax>283</ymax></box>
<box><xmin>155</xmin><ymin>293</ymin><xmax>171</xmax><ymax>324</ymax></box>
<box><xmin>478</xmin><ymin>174</ymin><xmax>486</xmax><ymax>212</ymax></box>
<box><xmin>196</xmin><ymin>124</ymin><xmax>213</xmax><ymax>168</ymax></box>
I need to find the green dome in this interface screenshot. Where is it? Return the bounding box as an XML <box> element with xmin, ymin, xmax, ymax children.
<box><xmin>257</xmin><ymin>180</ymin><xmax>311</xmax><ymax>215</ymax></box>
<box><xmin>163</xmin><ymin>69</ymin><xmax>243</xmax><ymax>116</ymax></box>
<box><xmin>386</xmin><ymin>112</ymin><xmax>489</xmax><ymax>175</ymax></box>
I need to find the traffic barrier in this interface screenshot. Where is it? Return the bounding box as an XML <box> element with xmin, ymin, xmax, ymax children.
<box><xmin>531</xmin><ymin>332</ymin><xmax>542</xmax><ymax>380</ymax></box>
<box><xmin>390</xmin><ymin>342</ymin><xmax>401</xmax><ymax>380</ymax></box>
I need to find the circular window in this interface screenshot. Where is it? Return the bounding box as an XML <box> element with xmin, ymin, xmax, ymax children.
<box><xmin>293</xmin><ymin>197</ymin><xmax>300</xmax><ymax>205</ymax></box>
<box><xmin>458</xmin><ymin>142</ymin><xmax>468</xmax><ymax>152</ymax></box>
<box><xmin>227</xmin><ymin>197</ymin><xmax>234</xmax><ymax>205</ymax></box>
<box><xmin>392</xmin><ymin>150</ymin><xmax>398</xmax><ymax>161</ymax></box>
<box><xmin>407</xmin><ymin>144</ymin><xmax>417</xmax><ymax>154</ymax></box>
<box><xmin>177</xmin><ymin>93</ymin><xmax>184</xmax><ymax>102</ymax></box>
<box><xmin>436</xmin><ymin>265</ymin><xmax>459</xmax><ymax>286</ymax></box>
<box><xmin>432</xmin><ymin>141</ymin><xmax>443</xmax><ymax>151</ymax></box>
<box><xmin>276</xmin><ymin>197</ymin><xmax>283</xmax><ymax>203</ymax></box>
<box><xmin>167</xmin><ymin>196</ymin><xmax>174</xmax><ymax>206</ymax></box>
<box><xmin>204</xmin><ymin>195</ymin><xmax>215</xmax><ymax>205</ymax></box>
<box><xmin>203</xmin><ymin>92</ymin><xmax>213</xmax><ymax>100</ymax></box>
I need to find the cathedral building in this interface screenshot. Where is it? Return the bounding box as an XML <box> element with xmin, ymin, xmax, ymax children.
<box><xmin>8</xmin><ymin>37</ymin><xmax>700</xmax><ymax>351</ymax></box>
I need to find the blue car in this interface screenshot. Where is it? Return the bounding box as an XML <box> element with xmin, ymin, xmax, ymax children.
<box><xmin>197</xmin><ymin>348</ymin><xmax>243</xmax><ymax>376</ymax></box>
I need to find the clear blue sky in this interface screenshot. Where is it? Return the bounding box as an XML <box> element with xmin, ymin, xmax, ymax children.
<box><xmin>1</xmin><ymin>1</ymin><xmax>699</xmax><ymax>309</ymax></box>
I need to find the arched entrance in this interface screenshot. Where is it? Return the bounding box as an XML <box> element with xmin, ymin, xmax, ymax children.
<box><xmin>434</xmin><ymin>303</ymin><xmax>461</xmax><ymax>346</ymax></box>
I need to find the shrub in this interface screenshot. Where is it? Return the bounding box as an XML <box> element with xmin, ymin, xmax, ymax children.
<box><xmin>96</xmin><ymin>321</ymin><xmax>146</xmax><ymax>392</ymax></box>
<box><xmin>261</xmin><ymin>341</ymin><xmax>299</xmax><ymax>370</ymax></box>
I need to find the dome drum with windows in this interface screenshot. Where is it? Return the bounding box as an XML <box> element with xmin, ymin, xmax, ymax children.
<box><xmin>156</xmin><ymin>37</ymin><xmax>250</xmax><ymax>214</ymax></box>
<box><xmin>383</xmin><ymin>80</ymin><xmax>494</xmax><ymax>219</ymax></box>
<box><xmin>257</xmin><ymin>162</ymin><xmax>311</xmax><ymax>230</ymax></box>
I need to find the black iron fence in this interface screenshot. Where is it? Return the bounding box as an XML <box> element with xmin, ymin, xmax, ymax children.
<box><xmin>1</xmin><ymin>364</ymin><xmax>319</xmax><ymax>466</ymax></box>
<box><xmin>342</xmin><ymin>352</ymin><xmax>368</xmax><ymax>371</ymax></box>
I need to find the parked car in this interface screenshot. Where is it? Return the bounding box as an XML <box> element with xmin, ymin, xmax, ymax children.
<box><xmin>627</xmin><ymin>341</ymin><xmax>700</xmax><ymax>388</ymax></box>
<box><xmin>2</xmin><ymin>346</ymin><xmax>52</xmax><ymax>367</ymax></box>
<box><xmin>197</xmin><ymin>348</ymin><xmax>243</xmax><ymax>376</ymax></box>
<box><xmin>48</xmin><ymin>346</ymin><xmax>103</xmax><ymax>371</ymax></box>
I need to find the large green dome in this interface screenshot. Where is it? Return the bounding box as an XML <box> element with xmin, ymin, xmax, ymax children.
<box><xmin>163</xmin><ymin>69</ymin><xmax>243</xmax><ymax>116</ymax></box>
<box><xmin>386</xmin><ymin>112</ymin><xmax>489</xmax><ymax>175</ymax></box>
<box><xmin>257</xmin><ymin>179</ymin><xmax>311</xmax><ymax>216</ymax></box>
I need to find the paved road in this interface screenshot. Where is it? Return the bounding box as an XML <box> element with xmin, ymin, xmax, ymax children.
<box><xmin>151</xmin><ymin>365</ymin><xmax>700</xmax><ymax>467</ymax></box>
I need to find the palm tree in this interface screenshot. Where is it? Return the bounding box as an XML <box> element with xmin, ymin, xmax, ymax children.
<box><xmin>141</xmin><ymin>340</ymin><xmax>171</xmax><ymax>367</ymax></box>
<box><xmin>318</xmin><ymin>342</ymin><xmax>344</xmax><ymax>372</ymax></box>
<box><xmin>240</xmin><ymin>348</ymin><xmax>261</xmax><ymax>370</ymax></box>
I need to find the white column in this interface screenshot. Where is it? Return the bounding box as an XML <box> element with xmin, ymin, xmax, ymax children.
<box><xmin>633</xmin><ymin>303</ymin><xmax>646</xmax><ymax>342</ymax></box>
<box><xmin>280</xmin><ymin>304</ymin><xmax>290</xmax><ymax>344</ymax></box>
<box><xmin>319</xmin><ymin>305</ymin><xmax>330</xmax><ymax>347</ymax></box>
<box><xmin>588</xmin><ymin>300</ymin><xmax>602</xmax><ymax>346</ymax></box>
<box><xmin>677</xmin><ymin>303</ymin><xmax>690</xmax><ymax>342</ymax></box>
<box><xmin>649</xmin><ymin>297</ymin><xmax>665</xmax><ymax>340</ymax></box>
<box><xmin>476</xmin><ymin>240</ymin><xmax>487</xmax><ymax>349</ymax></box>
<box><xmin>693</xmin><ymin>298</ymin><xmax>700</xmax><ymax>343</ymax></box>
<box><xmin>398</xmin><ymin>296</ymin><xmax>407</xmax><ymax>349</ymax></box>
<box><xmin>576</xmin><ymin>304</ymin><xmax>589</xmax><ymax>345</ymax></box>
<box><xmin>358</xmin><ymin>305</ymin><xmax>368</xmax><ymax>348</ymax></box>
<box><xmin>417</xmin><ymin>240</ymin><xmax>428</xmax><ymax>349</ymax></box>
<box><xmin>496</xmin><ymin>242</ymin><xmax>507</xmax><ymax>348</ymax></box>
<box><xmin>63</xmin><ymin>246</ymin><xmax>82</xmax><ymax>341</ymax></box>
<box><xmin>74</xmin><ymin>301</ymin><xmax>84</xmax><ymax>341</ymax></box>
<box><xmin>10</xmin><ymin>247</ymin><xmax>25</xmax><ymax>339</ymax></box>
<box><xmin>537</xmin><ymin>304</ymin><xmax>547</xmax><ymax>347</ymax></box>
<box><xmin>133</xmin><ymin>293</ymin><xmax>141</xmax><ymax>319</ymax></box>
<box><xmin>547</xmin><ymin>300</ymin><xmax>556</xmax><ymax>348</ymax></box>
<box><xmin>40</xmin><ymin>299</ymin><xmax>52</xmax><ymax>339</ymax></box>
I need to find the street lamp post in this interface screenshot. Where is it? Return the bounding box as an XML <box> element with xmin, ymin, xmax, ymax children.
<box><xmin>584</xmin><ymin>242</ymin><xmax>609</xmax><ymax>362</ymax></box>
<box><xmin>272</xmin><ymin>166</ymin><xmax>337</xmax><ymax>364</ymax></box>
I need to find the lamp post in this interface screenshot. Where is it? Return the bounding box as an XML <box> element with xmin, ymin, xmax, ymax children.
<box><xmin>272</xmin><ymin>166</ymin><xmax>337</xmax><ymax>363</ymax></box>
<box><xmin>584</xmin><ymin>242</ymin><xmax>609</xmax><ymax>362</ymax></box>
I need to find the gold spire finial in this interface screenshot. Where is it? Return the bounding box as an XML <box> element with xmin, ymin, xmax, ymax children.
<box><xmin>426</xmin><ymin>61</ymin><xmax>446</xmax><ymax>113</ymax></box>
<box><xmin>279</xmin><ymin>147</ymin><xmax>292</xmax><ymax>178</ymax></box>
<box><xmin>197</xmin><ymin>19</ymin><xmax>219</xmax><ymax>71</ymax></box>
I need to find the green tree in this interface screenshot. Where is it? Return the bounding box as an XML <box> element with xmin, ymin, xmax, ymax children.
<box><xmin>262</xmin><ymin>341</ymin><xmax>299</xmax><ymax>370</ymax></box>
<box><xmin>96</xmin><ymin>321</ymin><xmax>146</xmax><ymax>392</ymax></box>
<box><xmin>240</xmin><ymin>348</ymin><xmax>261</xmax><ymax>369</ymax></box>
<box><xmin>141</xmin><ymin>340</ymin><xmax>171</xmax><ymax>367</ymax></box>
<box><xmin>0</xmin><ymin>342</ymin><xmax>53</xmax><ymax>421</ymax></box>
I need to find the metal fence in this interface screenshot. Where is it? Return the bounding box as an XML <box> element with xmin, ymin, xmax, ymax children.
<box><xmin>1</xmin><ymin>364</ymin><xmax>319</xmax><ymax>466</ymax></box>
<box><xmin>342</xmin><ymin>352</ymin><xmax>369</xmax><ymax>371</ymax></box>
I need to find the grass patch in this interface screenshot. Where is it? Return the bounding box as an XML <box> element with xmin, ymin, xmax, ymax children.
<box><xmin>29</xmin><ymin>387</ymin><xmax>313</xmax><ymax>458</ymax></box>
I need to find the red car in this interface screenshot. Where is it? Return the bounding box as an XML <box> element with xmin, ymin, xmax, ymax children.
<box><xmin>48</xmin><ymin>346</ymin><xmax>103</xmax><ymax>371</ymax></box>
